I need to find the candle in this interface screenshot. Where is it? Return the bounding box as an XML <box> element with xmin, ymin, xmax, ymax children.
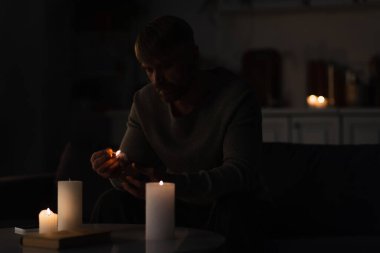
<box><xmin>39</xmin><ymin>208</ymin><xmax>57</xmax><ymax>233</ymax></box>
<box><xmin>307</xmin><ymin>95</ymin><xmax>328</xmax><ymax>108</ymax></box>
<box><xmin>58</xmin><ymin>180</ymin><xmax>82</xmax><ymax>231</ymax></box>
<box><xmin>146</xmin><ymin>180</ymin><xmax>175</xmax><ymax>240</ymax></box>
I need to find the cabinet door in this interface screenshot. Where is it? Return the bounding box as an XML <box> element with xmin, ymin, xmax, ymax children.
<box><xmin>343</xmin><ymin>117</ymin><xmax>380</xmax><ymax>144</ymax></box>
<box><xmin>291</xmin><ymin>117</ymin><xmax>340</xmax><ymax>144</ymax></box>
<box><xmin>262</xmin><ymin>117</ymin><xmax>289</xmax><ymax>142</ymax></box>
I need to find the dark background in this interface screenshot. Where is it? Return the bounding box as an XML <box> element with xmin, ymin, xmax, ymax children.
<box><xmin>1</xmin><ymin>0</ymin><xmax>380</xmax><ymax>177</ymax></box>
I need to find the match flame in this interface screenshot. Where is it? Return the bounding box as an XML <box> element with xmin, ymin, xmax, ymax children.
<box><xmin>159</xmin><ymin>180</ymin><xmax>164</xmax><ymax>186</ymax></box>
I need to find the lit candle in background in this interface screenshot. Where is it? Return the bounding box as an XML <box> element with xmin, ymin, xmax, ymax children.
<box><xmin>316</xmin><ymin>96</ymin><xmax>328</xmax><ymax>108</ymax></box>
<box><xmin>146</xmin><ymin>180</ymin><xmax>175</xmax><ymax>240</ymax></box>
<box><xmin>307</xmin><ymin>94</ymin><xmax>317</xmax><ymax>106</ymax></box>
<box><xmin>58</xmin><ymin>180</ymin><xmax>82</xmax><ymax>231</ymax></box>
<box><xmin>39</xmin><ymin>208</ymin><xmax>57</xmax><ymax>233</ymax></box>
<box><xmin>307</xmin><ymin>95</ymin><xmax>328</xmax><ymax>108</ymax></box>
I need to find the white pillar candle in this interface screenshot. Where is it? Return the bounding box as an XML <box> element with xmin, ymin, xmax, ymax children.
<box><xmin>146</xmin><ymin>181</ymin><xmax>175</xmax><ymax>240</ymax></box>
<box><xmin>58</xmin><ymin>180</ymin><xmax>82</xmax><ymax>231</ymax></box>
<box><xmin>39</xmin><ymin>208</ymin><xmax>57</xmax><ymax>233</ymax></box>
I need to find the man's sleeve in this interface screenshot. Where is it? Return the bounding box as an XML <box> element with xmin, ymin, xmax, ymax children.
<box><xmin>110</xmin><ymin>102</ymin><xmax>162</xmax><ymax>190</ymax></box>
<box><xmin>174</xmin><ymin>92</ymin><xmax>264</xmax><ymax>204</ymax></box>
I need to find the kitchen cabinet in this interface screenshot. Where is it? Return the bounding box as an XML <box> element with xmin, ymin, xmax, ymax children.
<box><xmin>262</xmin><ymin>117</ymin><xmax>290</xmax><ymax>143</ymax></box>
<box><xmin>342</xmin><ymin>110</ymin><xmax>380</xmax><ymax>144</ymax></box>
<box><xmin>291</xmin><ymin>116</ymin><xmax>339</xmax><ymax>144</ymax></box>
<box><xmin>262</xmin><ymin>108</ymin><xmax>380</xmax><ymax>144</ymax></box>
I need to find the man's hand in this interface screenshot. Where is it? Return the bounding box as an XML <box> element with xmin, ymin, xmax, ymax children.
<box><xmin>119</xmin><ymin>163</ymin><xmax>166</xmax><ymax>199</ymax></box>
<box><xmin>90</xmin><ymin>148</ymin><xmax>128</xmax><ymax>179</ymax></box>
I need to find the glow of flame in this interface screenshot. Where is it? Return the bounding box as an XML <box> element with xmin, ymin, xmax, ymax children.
<box><xmin>115</xmin><ymin>150</ymin><xmax>121</xmax><ymax>157</ymax></box>
<box><xmin>317</xmin><ymin>96</ymin><xmax>325</xmax><ymax>103</ymax></box>
<box><xmin>306</xmin><ymin>94</ymin><xmax>317</xmax><ymax>105</ymax></box>
<box><xmin>307</xmin><ymin>94</ymin><xmax>328</xmax><ymax>108</ymax></box>
<box><xmin>47</xmin><ymin>208</ymin><xmax>52</xmax><ymax>216</ymax></box>
<box><xmin>159</xmin><ymin>180</ymin><xmax>164</xmax><ymax>186</ymax></box>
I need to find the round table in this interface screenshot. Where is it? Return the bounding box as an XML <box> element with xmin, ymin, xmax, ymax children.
<box><xmin>2</xmin><ymin>224</ymin><xmax>225</xmax><ymax>253</ymax></box>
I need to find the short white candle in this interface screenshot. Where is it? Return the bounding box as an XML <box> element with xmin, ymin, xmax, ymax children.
<box><xmin>146</xmin><ymin>181</ymin><xmax>175</xmax><ymax>240</ymax></box>
<box><xmin>39</xmin><ymin>208</ymin><xmax>57</xmax><ymax>233</ymax></box>
<box><xmin>58</xmin><ymin>180</ymin><xmax>82</xmax><ymax>231</ymax></box>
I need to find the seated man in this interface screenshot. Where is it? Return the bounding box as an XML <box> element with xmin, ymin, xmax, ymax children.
<box><xmin>90</xmin><ymin>15</ymin><xmax>273</xmax><ymax>252</ymax></box>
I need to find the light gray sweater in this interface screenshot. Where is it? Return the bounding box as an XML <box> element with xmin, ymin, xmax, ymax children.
<box><xmin>114</xmin><ymin>68</ymin><xmax>263</xmax><ymax>205</ymax></box>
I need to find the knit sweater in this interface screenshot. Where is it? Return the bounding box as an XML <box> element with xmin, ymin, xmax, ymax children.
<box><xmin>115</xmin><ymin>68</ymin><xmax>263</xmax><ymax>204</ymax></box>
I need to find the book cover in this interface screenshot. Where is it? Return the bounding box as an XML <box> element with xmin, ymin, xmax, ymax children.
<box><xmin>20</xmin><ymin>228</ymin><xmax>111</xmax><ymax>249</ymax></box>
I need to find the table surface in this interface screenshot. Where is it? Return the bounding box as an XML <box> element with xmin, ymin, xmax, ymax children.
<box><xmin>1</xmin><ymin>224</ymin><xmax>225</xmax><ymax>253</ymax></box>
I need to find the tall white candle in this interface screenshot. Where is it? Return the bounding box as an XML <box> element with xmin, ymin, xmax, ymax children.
<box><xmin>39</xmin><ymin>208</ymin><xmax>57</xmax><ymax>233</ymax></box>
<box><xmin>58</xmin><ymin>180</ymin><xmax>82</xmax><ymax>231</ymax></box>
<box><xmin>146</xmin><ymin>181</ymin><xmax>175</xmax><ymax>240</ymax></box>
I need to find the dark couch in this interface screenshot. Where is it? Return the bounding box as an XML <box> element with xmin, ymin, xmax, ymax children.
<box><xmin>261</xmin><ymin>143</ymin><xmax>380</xmax><ymax>237</ymax></box>
<box><xmin>2</xmin><ymin>142</ymin><xmax>380</xmax><ymax>250</ymax></box>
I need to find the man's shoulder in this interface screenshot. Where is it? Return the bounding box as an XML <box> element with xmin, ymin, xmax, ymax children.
<box><xmin>133</xmin><ymin>83</ymin><xmax>157</xmax><ymax>102</ymax></box>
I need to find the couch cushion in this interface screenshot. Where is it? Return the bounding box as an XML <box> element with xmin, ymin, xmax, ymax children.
<box><xmin>261</xmin><ymin>143</ymin><xmax>380</xmax><ymax>236</ymax></box>
<box><xmin>0</xmin><ymin>173</ymin><xmax>55</xmax><ymax>227</ymax></box>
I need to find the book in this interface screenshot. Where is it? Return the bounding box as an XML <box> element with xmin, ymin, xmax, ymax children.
<box><xmin>20</xmin><ymin>228</ymin><xmax>111</xmax><ymax>249</ymax></box>
<box><xmin>14</xmin><ymin>226</ymin><xmax>39</xmax><ymax>235</ymax></box>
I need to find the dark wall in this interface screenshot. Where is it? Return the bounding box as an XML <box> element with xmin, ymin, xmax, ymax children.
<box><xmin>0</xmin><ymin>0</ymin><xmax>147</xmax><ymax>177</ymax></box>
<box><xmin>0</xmin><ymin>0</ymin><xmax>46</xmax><ymax>176</ymax></box>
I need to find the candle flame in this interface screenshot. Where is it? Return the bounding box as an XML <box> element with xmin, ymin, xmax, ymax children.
<box><xmin>317</xmin><ymin>96</ymin><xmax>325</xmax><ymax>103</ymax></box>
<box><xmin>306</xmin><ymin>94</ymin><xmax>317</xmax><ymax>105</ymax></box>
<box><xmin>307</xmin><ymin>94</ymin><xmax>328</xmax><ymax>108</ymax></box>
<box><xmin>47</xmin><ymin>208</ymin><xmax>51</xmax><ymax>215</ymax></box>
<box><xmin>159</xmin><ymin>180</ymin><xmax>164</xmax><ymax>186</ymax></box>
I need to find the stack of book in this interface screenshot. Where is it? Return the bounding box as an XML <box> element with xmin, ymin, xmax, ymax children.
<box><xmin>20</xmin><ymin>228</ymin><xmax>111</xmax><ymax>249</ymax></box>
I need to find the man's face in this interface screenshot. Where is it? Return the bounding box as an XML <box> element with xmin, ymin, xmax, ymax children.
<box><xmin>139</xmin><ymin>45</ymin><xmax>198</xmax><ymax>103</ymax></box>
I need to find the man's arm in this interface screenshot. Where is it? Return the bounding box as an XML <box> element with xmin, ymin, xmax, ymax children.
<box><xmin>166</xmin><ymin>94</ymin><xmax>264</xmax><ymax>204</ymax></box>
<box><xmin>110</xmin><ymin>103</ymin><xmax>163</xmax><ymax>190</ymax></box>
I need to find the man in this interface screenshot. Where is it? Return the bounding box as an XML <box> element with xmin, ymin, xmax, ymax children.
<box><xmin>90</xmin><ymin>15</ymin><xmax>272</xmax><ymax>251</ymax></box>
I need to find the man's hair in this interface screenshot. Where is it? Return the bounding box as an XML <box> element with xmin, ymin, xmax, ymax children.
<box><xmin>135</xmin><ymin>15</ymin><xmax>195</xmax><ymax>63</ymax></box>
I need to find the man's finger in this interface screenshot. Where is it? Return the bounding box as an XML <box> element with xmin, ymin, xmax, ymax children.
<box><xmin>121</xmin><ymin>180</ymin><xmax>144</xmax><ymax>199</ymax></box>
<box><xmin>91</xmin><ymin>150</ymin><xmax>113</xmax><ymax>168</ymax></box>
<box><xmin>97</xmin><ymin>158</ymin><xmax>118</xmax><ymax>175</ymax></box>
<box><xmin>108</xmin><ymin>161</ymin><xmax>124</xmax><ymax>178</ymax></box>
<box><xmin>125</xmin><ymin>176</ymin><xmax>144</xmax><ymax>189</ymax></box>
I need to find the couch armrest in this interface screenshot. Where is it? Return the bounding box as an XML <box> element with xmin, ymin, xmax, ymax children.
<box><xmin>0</xmin><ymin>173</ymin><xmax>56</xmax><ymax>228</ymax></box>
